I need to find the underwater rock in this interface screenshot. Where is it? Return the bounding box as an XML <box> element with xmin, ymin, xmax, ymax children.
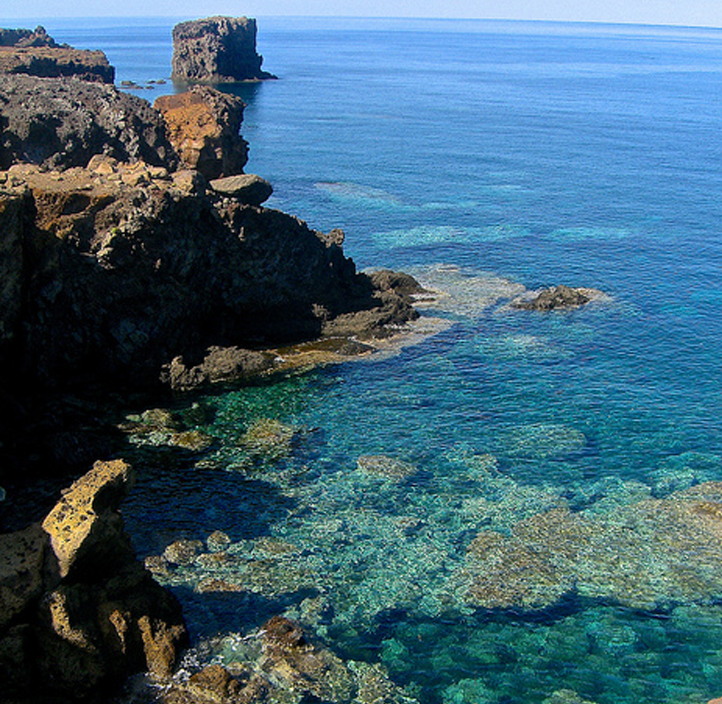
<box><xmin>457</xmin><ymin>485</ymin><xmax>722</xmax><ymax>612</ymax></box>
<box><xmin>357</xmin><ymin>454</ymin><xmax>417</xmax><ymax>480</ymax></box>
<box><xmin>206</xmin><ymin>530</ymin><xmax>232</xmax><ymax>552</ymax></box>
<box><xmin>500</xmin><ymin>423</ymin><xmax>587</xmax><ymax>459</ymax></box>
<box><xmin>542</xmin><ymin>690</ymin><xmax>599</xmax><ymax>704</ymax></box>
<box><xmin>512</xmin><ymin>284</ymin><xmax>600</xmax><ymax>311</ymax></box>
<box><xmin>240</xmin><ymin>418</ymin><xmax>297</xmax><ymax>462</ymax></box>
<box><xmin>164</xmin><ymin>539</ymin><xmax>204</xmax><ymax>566</ymax></box>
<box><xmin>460</xmin><ymin>508</ymin><xmax>593</xmax><ymax>610</ymax></box>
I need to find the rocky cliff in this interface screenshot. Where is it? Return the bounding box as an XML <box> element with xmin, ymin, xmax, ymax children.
<box><xmin>0</xmin><ymin>26</ymin><xmax>114</xmax><ymax>83</ymax></box>
<box><xmin>171</xmin><ymin>16</ymin><xmax>276</xmax><ymax>83</ymax></box>
<box><xmin>0</xmin><ymin>460</ymin><xmax>187</xmax><ymax>701</ymax></box>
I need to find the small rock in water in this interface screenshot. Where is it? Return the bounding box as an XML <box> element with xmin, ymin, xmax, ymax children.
<box><xmin>169</xmin><ymin>429</ymin><xmax>215</xmax><ymax>452</ymax></box>
<box><xmin>357</xmin><ymin>454</ymin><xmax>417</xmax><ymax>480</ymax></box>
<box><xmin>512</xmin><ymin>284</ymin><xmax>595</xmax><ymax>311</ymax></box>
<box><xmin>206</xmin><ymin>530</ymin><xmax>231</xmax><ymax>552</ymax></box>
<box><xmin>163</xmin><ymin>539</ymin><xmax>204</xmax><ymax>565</ymax></box>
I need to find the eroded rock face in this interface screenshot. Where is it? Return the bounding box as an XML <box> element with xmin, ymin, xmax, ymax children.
<box><xmin>0</xmin><ymin>74</ymin><xmax>177</xmax><ymax>170</ymax></box>
<box><xmin>0</xmin><ymin>165</ymin><xmax>418</xmax><ymax>391</ymax></box>
<box><xmin>154</xmin><ymin>86</ymin><xmax>248</xmax><ymax>179</ymax></box>
<box><xmin>172</xmin><ymin>16</ymin><xmax>276</xmax><ymax>83</ymax></box>
<box><xmin>0</xmin><ymin>26</ymin><xmax>114</xmax><ymax>82</ymax></box>
<box><xmin>0</xmin><ymin>460</ymin><xmax>188</xmax><ymax>701</ymax></box>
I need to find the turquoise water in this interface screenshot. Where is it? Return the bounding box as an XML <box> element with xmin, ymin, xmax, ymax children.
<box><xmin>12</xmin><ymin>15</ymin><xmax>722</xmax><ymax>703</ymax></box>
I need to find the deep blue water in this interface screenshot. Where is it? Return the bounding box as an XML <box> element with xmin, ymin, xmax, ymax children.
<box><xmin>9</xmin><ymin>15</ymin><xmax>722</xmax><ymax>704</ymax></box>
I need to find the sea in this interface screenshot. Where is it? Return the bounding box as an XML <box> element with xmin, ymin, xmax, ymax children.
<box><xmin>9</xmin><ymin>14</ymin><xmax>722</xmax><ymax>704</ymax></box>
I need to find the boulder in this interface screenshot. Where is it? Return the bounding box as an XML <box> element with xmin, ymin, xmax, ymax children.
<box><xmin>154</xmin><ymin>86</ymin><xmax>248</xmax><ymax>179</ymax></box>
<box><xmin>0</xmin><ymin>460</ymin><xmax>188</xmax><ymax>701</ymax></box>
<box><xmin>209</xmin><ymin>173</ymin><xmax>273</xmax><ymax>205</ymax></box>
<box><xmin>171</xmin><ymin>16</ymin><xmax>276</xmax><ymax>83</ymax></box>
<box><xmin>0</xmin><ymin>74</ymin><xmax>177</xmax><ymax>170</ymax></box>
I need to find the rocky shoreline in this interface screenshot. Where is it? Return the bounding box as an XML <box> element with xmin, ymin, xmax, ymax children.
<box><xmin>0</xmin><ymin>20</ymin><xmax>607</xmax><ymax>703</ymax></box>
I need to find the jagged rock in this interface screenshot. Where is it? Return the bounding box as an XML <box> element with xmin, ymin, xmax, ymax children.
<box><xmin>0</xmin><ymin>460</ymin><xmax>188</xmax><ymax>701</ymax></box>
<box><xmin>0</xmin><ymin>26</ymin><xmax>114</xmax><ymax>82</ymax></box>
<box><xmin>155</xmin><ymin>86</ymin><xmax>248</xmax><ymax>179</ymax></box>
<box><xmin>209</xmin><ymin>173</ymin><xmax>273</xmax><ymax>205</ymax></box>
<box><xmin>0</xmin><ymin>74</ymin><xmax>177</xmax><ymax>170</ymax></box>
<box><xmin>512</xmin><ymin>284</ymin><xmax>597</xmax><ymax>311</ymax></box>
<box><xmin>171</xmin><ymin>16</ymin><xmax>276</xmax><ymax>83</ymax></box>
<box><xmin>42</xmin><ymin>459</ymin><xmax>135</xmax><ymax>579</ymax></box>
<box><xmin>0</xmin><ymin>26</ymin><xmax>59</xmax><ymax>48</ymax></box>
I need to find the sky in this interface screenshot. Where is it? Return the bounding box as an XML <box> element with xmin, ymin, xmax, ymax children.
<box><xmin>2</xmin><ymin>0</ymin><xmax>722</xmax><ymax>28</ymax></box>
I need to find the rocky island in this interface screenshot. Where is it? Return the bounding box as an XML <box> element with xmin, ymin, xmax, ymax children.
<box><xmin>0</xmin><ymin>23</ymin><xmax>423</xmax><ymax>703</ymax></box>
<box><xmin>171</xmin><ymin>16</ymin><xmax>276</xmax><ymax>83</ymax></box>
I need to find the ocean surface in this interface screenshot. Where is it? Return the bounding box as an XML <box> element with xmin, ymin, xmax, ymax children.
<box><xmin>12</xmin><ymin>15</ymin><xmax>722</xmax><ymax>704</ymax></box>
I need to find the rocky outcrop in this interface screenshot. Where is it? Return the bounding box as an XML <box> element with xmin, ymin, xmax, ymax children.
<box><xmin>171</xmin><ymin>16</ymin><xmax>276</xmax><ymax>83</ymax></box>
<box><xmin>0</xmin><ymin>74</ymin><xmax>176</xmax><ymax>170</ymax></box>
<box><xmin>154</xmin><ymin>86</ymin><xmax>248</xmax><ymax>179</ymax></box>
<box><xmin>0</xmin><ymin>26</ymin><xmax>114</xmax><ymax>82</ymax></box>
<box><xmin>0</xmin><ymin>26</ymin><xmax>59</xmax><ymax>48</ymax></box>
<box><xmin>512</xmin><ymin>284</ymin><xmax>601</xmax><ymax>311</ymax></box>
<box><xmin>0</xmin><ymin>460</ymin><xmax>187</xmax><ymax>701</ymax></box>
<box><xmin>0</xmin><ymin>162</ymin><xmax>418</xmax><ymax>391</ymax></box>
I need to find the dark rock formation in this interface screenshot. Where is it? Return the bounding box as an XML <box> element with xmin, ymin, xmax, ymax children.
<box><xmin>154</xmin><ymin>86</ymin><xmax>248</xmax><ymax>179</ymax></box>
<box><xmin>0</xmin><ymin>26</ymin><xmax>114</xmax><ymax>82</ymax></box>
<box><xmin>0</xmin><ymin>163</ymin><xmax>418</xmax><ymax>392</ymax></box>
<box><xmin>512</xmin><ymin>284</ymin><xmax>595</xmax><ymax>311</ymax></box>
<box><xmin>0</xmin><ymin>74</ymin><xmax>177</xmax><ymax>170</ymax></box>
<box><xmin>0</xmin><ymin>26</ymin><xmax>59</xmax><ymax>48</ymax></box>
<box><xmin>171</xmin><ymin>16</ymin><xmax>276</xmax><ymax>83</ymax></box>
<box><xmin>0</xmin><ymin>460</ymin><xmax>187</xmax><ymax>701</ymax></box>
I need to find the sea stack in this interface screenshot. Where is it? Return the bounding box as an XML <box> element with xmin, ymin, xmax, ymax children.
<box><xmin>171</xmin><ymin>16</ymin><xmax>276</xmax><ymax>83</ymax></box>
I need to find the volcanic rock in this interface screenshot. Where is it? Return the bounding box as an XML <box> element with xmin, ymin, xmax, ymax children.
<box><xmin>154</xmin><ymin>86</ymin><xmax>248</xmax><ymax>179</ymax></box>
<box><xmin>0</xmin><ymin>74</ymin><xmax>177</xmax><ymax>170</ymax></box>
<box><xmin>0</xmin><ymin>460</ymin><xmax>188</xmax><ymax>700</ymax></box>
<box><xmin>171</xmin><ymin>16</ymin><xmax>276</xmax><ymax>83</ymax></box>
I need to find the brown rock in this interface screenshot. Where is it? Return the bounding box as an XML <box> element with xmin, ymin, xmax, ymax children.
<box><xmin>41</xmin><ymin>459</ymin><xmax>135</xmax><ymax>579</ymax></box>
<box><xmin>139</xmin><ymin>615</ymin><xmax>187</xmax><ymax>681</ymax></box>
<box><xmin>155</xmin><ymin>86</ymin><xmax>248</xmax><ymax>179</ymax></box>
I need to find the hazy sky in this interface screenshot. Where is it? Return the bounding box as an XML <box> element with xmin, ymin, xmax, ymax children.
<box><xmin>3</xmin><ymin>0</ymin><xmax>722</xmax><ymax>28</ymax></box>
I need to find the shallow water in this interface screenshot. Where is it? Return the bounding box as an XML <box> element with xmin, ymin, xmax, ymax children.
<box><xmin>11</xmin><ymin>15</ymin><xmax>722</xmax><ymax>704</ymax></box>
